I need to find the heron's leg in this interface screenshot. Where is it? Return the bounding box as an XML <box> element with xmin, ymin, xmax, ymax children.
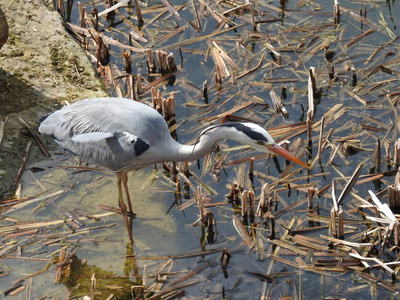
<box><xmin>121</xmin><ymin>171</ymin><xmax>135</xmax><ymax>218</ymax></box>
<box><xmin>116</xmin><ymin>172</ymin><xmax>134</xmax><ymax>247</ymax></box>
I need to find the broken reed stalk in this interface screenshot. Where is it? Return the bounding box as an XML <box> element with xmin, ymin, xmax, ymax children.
<box><xmin>175</xmin><ymin>173</ymin><xmax>181</xmax><ymax>197</ymax></box>
<box><xmin>241</xmin><ymin>190</ymin><xmax>248</xmax><ymax>219</ymax></box>
<box><xmin>220</xmin><ymin>249</ymin><xmax>231</xmax><ymax>270</ymax></box>
<box><xmin>169</xmin><ymin>261</ymin><xmax>209</xmax><ymax>287</ymax></box>
<box><xmin>307</xmin><ymin>68</ymin><xmax>315</xmax><ymax>120</ymax></box>
<box><xmin>388</xmin><ymin>168</ymin><xmax>400</xmax><ymax>210</ymax></box>
<box><xmin>257</xmin><ymin>184</ymin><xmax>268</xmax><ymax>216</ymax></box>
<box><xmin>329</xmin><ymin>204</ymin><xmax>344</xmax><ymax>239</ymax></box>
<box><xmin>269</xmin><ymin>215</ymin><xmax>275</xmax><ymax>240</ymax></box>
<box><xmin>394</xmin><ymin>139</ymin><xmax>400</xmax><ymax>167</ymax></box>
<box><xmin>334</xmin><ymin>0</ymin><xmax>340</xmax><ymax>23</ymax></box>
<box><xmin>159</xmin><ymin>92</ymin><xmax>177</xmax><ymax>140</ymax></box>
<box><xmin>249</xmin><ymin>157</ymin><xmax>255</xmax><ymax>183</ymax></box>
<box><xmin>147</xmin><ymin>49</ymin><xmax>156</xmax><ymax>73</ymax></box>
<box><xmin>345</xmin><ymin>29</ymin><xmax>374</xmax><ymax>49</ymax></box>
<box><xmin>214</xmin><ymin>72</ymin><xmax>222</xmax><ymax>86</ymax></box>
<box><xmin>330</xmin><ymin>207</ymin><xmax>337</xmax><ymax>237</ymax></box>
<box><xmin>90</xmin><ymin>274</ymin><xmax>96</xmax><ymax>300</ymax></box>
<box><xmin>281</xmin><ymin>86</ymin><xmax>287</xmax><ymax>99</ymax></box>
<box><xmin>26</xmin><ymin>278</ymin><xmax>32</xmax><ymax>299</ymax></box>
<box><xmin>232</xmin><ymin>69</ymin><xmax>237</xmax><ymax>84</ymax></box>
<box><xmin>211</xmin><ymin>41</ymin><xmax>235</xmax><ymax>78</ymax></box>
<box><xmin>91</xmin><ymin>8</ymin><xmax>99</xmax><ymax>31</ymax></box>
<box><xmin>370</xmin><ymin>139</ymin><xmax>381</xmax><ymax>173</ymax></box>
<box><xmin>384</xmin><ymin>139</ymin><xmax>392</xmax><ymax>168</ymax></box>
<box><xmin>65</xmin><ymin>0</ymin><xmax>74</xmax><ymax>22</ymax></box>
<box><xmin>338</xmin><ymin>205</ymin><xmax>344</xmax><ymax>239</ymax></box>
<box><xmin>196</xmin><ymin>186</ymin><xmax>205</xmax><ymax>222</ymax></box>
<box><xmin>123</xmin><ymin>50</ymin><xmax>132</xmax><ymax>73</ymax></box>
<box><xmin>54</xmin><ymin>248</ymin><xmax>65</xmax><ymax>283</ymax></box>
<box><xmin>142</xmin><ymin>264</ymin><xmax>147</xmax><ymax>288</ymax></box>
<box><xmin>306</xmin><ymin>111</ymin><xmax>313</xmax><ymax>146</ymax></box>
<box><xmin>127</xmin><ymin>75</ymin><xmax>135</xmax><ymax>100</ymax></box>
<box><xmin>155</xmin><ymin>50</ymin><xmax>177</xmax><ymax>74</ymax></box>
<box><xmin>151</xmin><ymin>50</ymin><xmax>177</xmax><ymax>74</ymax></box>
<box><xmin>137</xmin><ymin>74</ymin><xmax>143</xmax><ymax>95</ymax></box>
<box><xmin>4</xmin><ymin>285</ymin><xmax>25</xmax><ymax>297</ymax></box>
<box><xmin>226</xmin><ymin>181</ymin><xmax>239</xmax><ymax>201</ymax></box>
<box><xmin>202</xmin><ymin>80</ymin><xmax>208</xmax><ymax>103</ymax></box>
<box><xmin>307</xmin><ymin>188</ymin><xmax>316</xmax><ymax>210</ymax></box>
<box><xmin>182</xmin><ymin>161</ymin><xmax>190</xmax><ymax>177</ymax></box>
<box><xmin>308</xmin><ymin>66</ymin><xmax>321</xmax><ymax>102</ymax></box>
<box><xmin>19</xmin><ymin>117</ymin><xmax>50</xmax><ymax>157</ymax></box>
<box><xmin>151</xmin><ymin>88</ymin><xmax>163</xmax><ymax>114</ymax></box>
<box><xmin>394</xmin><ymin>223</ymin><xmax>400</xmax><ymax>246</ymax></box>
<box><xmin>189</xmin><ymin>0</ymin><xmax>201</xmax><ymax>31</ymax></box>
<box><xmin>232</xmin><ymin>215</ymin><xmax>255</xmax><ymax>249</ymax></box>
<box><xmin>317</xmin><ymin>115</ymin><xmax>325</xmax><ymax>160</ymax></box>
<box><xmin>250</xmin><ymin>3</ymin><xmax>256</xmax><ymax>31</ymax></box>
<box><xmin>351</xmin><ymin>67</ymin><xmax>357</xmax><ymax>86</ymax></box>
<box><xmin>95</xmin><ymin>34</ymin><xmax>110</xmax><ymax>66</ymax></box>
<box><xmin>270</xmin><ymin>89</ymin><xmax>288</xmax><ymax>117</ymax></box>
<box><xmin>336</xmin><ymin>162</ymin><xmax>364</xmax><ymax>206</ymax></box>
<box><xmin>12</xmin><ymin>141</ymin><xmax>32</xmax><ymax>189</ymax></box>
<box><xmin>325</xmin><ymin>58</ymin><xmax>335</xmax><ymax>79</ymax></box>
<box><xmin>162</xmin><ymin>92</ymin><xmax>175</xmax><ymax>123</ymax></box>
<box><xmin>133</xmin><ymin>0</ymin><xmax>144</xmax><ymax>27</ymax></box>
<box><xmin>78</xmin><ymin>2</ymin><xmax>86</xmax><ymax>27</ymax></box>
<box><xmin>205</xmin><ymin>210</ymin><xmax>217</xmax><ymax>243</ymax></box>
<box><xmin>255</xmin><ymin>238</ymin><xmax>267</xmax><ymax>261</ymax></box>
<box><xmin>264</xmin><ymin>42</ymin><xmax>281</xmax><ymax>65</ymax></box>
<box><xmin>249</xmin><ymin>190</ymin><xmax>255</xmax><ymax>219</ymax></box>
<box><xmin>167</xmin><ymin>52</ymin><xmax>177</xmax><ymax>72</ymax></box>
<box><xmin>56</xmin><ymin>0</ymin><xmax>63</xmax><ymax>17</ymax></box>
<box><xmin>156</xmin><ymin>50</ymin><xmax>168</xmax><ymax>73</ymax></box>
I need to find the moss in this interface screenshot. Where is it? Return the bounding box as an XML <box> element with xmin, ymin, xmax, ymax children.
<box><xmin>4</xmin><ymin>32</ymin><xmax>21</xmax><ymax>47</ymax></box>
<box><xmin>50</xmin><ymin>45</ymin><xmax>66</xmax><ymax>72</ymax></box>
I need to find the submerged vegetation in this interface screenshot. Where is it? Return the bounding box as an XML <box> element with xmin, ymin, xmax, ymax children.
<box><xmin>1</xmin><ymin>0</ymin><xmax>400</xmax><ymax>298</ymax></box>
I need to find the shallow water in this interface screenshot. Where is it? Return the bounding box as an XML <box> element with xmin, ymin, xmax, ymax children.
<box><xmin>2</xmin><ymin>0</ymin><xmax>400</xmax><ymax>299</ymax></box>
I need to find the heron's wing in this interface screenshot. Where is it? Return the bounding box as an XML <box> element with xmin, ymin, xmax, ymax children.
<box><xmin>39</xmin><ymin>98</ymin><xmax>171</xmax><ymax>170</ymax></box>
<box><xmin>70</xmin><ymin>131</ymin><xmax>150</xmax><ymax>156</ymax></box>
<box><xmin>71</xmin><ymin>132</ymin><xmax>114</xmax><ymax>143</ymax></box>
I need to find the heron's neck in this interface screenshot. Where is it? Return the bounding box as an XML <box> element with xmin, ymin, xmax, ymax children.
<box><xmin>164</xmin><ymin>127</ymin><xmax>236</xmax><ymax>162</ymax></box>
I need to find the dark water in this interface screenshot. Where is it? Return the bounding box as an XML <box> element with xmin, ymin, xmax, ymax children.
<box><xmin>2</xmin><ymin>0</ymin><xmax>400</xmax><ymax>299</ymax></box>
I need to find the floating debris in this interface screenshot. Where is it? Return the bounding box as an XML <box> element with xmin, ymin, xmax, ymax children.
<box><xmin>3</xmin><ymin>0</ymin><xmax>400</xmax><ymax>298</ymax></box>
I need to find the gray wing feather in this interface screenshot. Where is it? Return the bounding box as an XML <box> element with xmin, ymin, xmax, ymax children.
<box><xmin>71</xmin><ymin>132</ymin><xmax>115</xmax><ymax>143</ymax></box>
<box><xmin>39</xmin><ymin>98</ymin><xmax>170</xmax><ymax>171</ymax></box>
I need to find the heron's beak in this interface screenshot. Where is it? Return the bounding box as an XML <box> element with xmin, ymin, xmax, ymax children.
<box><xmin>267</xmin><ymin>143</ymin><xmax>308</xmax><ymax>168</ymax></box>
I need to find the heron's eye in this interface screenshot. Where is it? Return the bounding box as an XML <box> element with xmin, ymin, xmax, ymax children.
<box><xmin>256</xmin><ymin>140</ymin><xmax>267</xmax><ymax>146</ymax></box>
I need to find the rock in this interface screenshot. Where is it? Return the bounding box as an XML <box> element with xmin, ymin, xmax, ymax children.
<box><xmin>0</xmin><ymin>6</ymin><xmax>8</xmax><ymax>49</ymax></box>
<box><xmin>0</xmin><ymin>0</ymin><xmax>109</xmax><ymax>193</ymax></box>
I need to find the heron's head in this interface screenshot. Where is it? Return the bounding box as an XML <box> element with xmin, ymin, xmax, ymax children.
<box><xmin>204</xmin><ymin>122</ymin><xmax>308</xmax><ymax>168</ymax></box>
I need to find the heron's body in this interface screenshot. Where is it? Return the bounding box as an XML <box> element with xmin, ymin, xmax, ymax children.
<box><xmin>39</xmin><ymin>98</ymin><xmax>174</xmax><ymax>171</ymax></box>
<box><xmin>39</xmin><ymin>97</ymin><xmax>307</xmax><ymax>245</ymax></box>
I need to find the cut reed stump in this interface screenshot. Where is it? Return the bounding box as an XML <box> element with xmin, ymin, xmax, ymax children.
<box><xmin>146</xmin><ymin>50</ymin><xmax>178</xmax><ymax>74</ymax></box>
<box><xmin>226</xmin><ymin>181</ymin><xmax>240</xmax><ymax>201</ymax></box>
<box><xmin>329</xmin><ymin>205</ymin><xmax>344</xmax><ymax>239</ymax></box>
<box><xmin>334</xmin><ymin>0</ymin><xmax>340</xmax><ymax>24</ymax></box>
<box><xmin>388</xmin><ymin>168</ymin><xmax>400</xmax><ymax>210</ymax></box>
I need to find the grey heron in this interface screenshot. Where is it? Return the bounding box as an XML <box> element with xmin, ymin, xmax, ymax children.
<box><xmin>39</xmin><ymin>97</ymin><xmax>307</xmax><ymax>245</ymax></box>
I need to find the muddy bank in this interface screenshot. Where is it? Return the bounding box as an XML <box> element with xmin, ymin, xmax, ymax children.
<box><xmin>0</xmin><ymin>0</ymin><xmax>109</xmax><ymax>193</ymax></box>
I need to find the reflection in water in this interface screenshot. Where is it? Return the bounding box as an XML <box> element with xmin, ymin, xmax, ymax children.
<box><xmin>124</xmin><ymin>242</ymin><xmax>139</xmax><ymax>279</ymax></box>
<box><xmin>61</xmin><ymin>252</ymin><xmax>139</xmax><ymax>299</ymax></box>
